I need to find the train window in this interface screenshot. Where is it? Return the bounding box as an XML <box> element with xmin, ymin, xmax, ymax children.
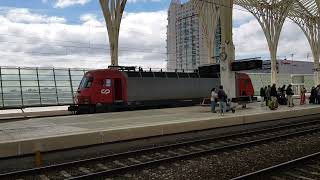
<box><xmin>126</xmin><ymin>72</ymin><xmax>141</xmax><ymax>77</ymax></box>
<box><xmin>154</xmin><ymin>72</ymin><xmax>166</xmax><ymax>78</ymax></box>
<box><xmin>177</xmin><ymin>73</ymin><xmax>189</xmax><ymax>78</ymax></box>
<box><xmin>141</xmin><ymin>72</ymin><xmax>154</xmax><ymax>78</ymax></box>
<box><xmin>79</xmin><ymin>77</ymin><xmax>93</xmax><ymax>88</ymax></box>
<box><xmin>104</xmin><ymin>79</ymin><xmax>112</xmax><ymax>87</ymax></box>
<box><xmin>166</xmin><ymin>72</ymin><xmax>178</xmax><ymax>78</ymax></box>
<box><xmin>188</xmin><ymin>73</ymin><xmax>199</xmax><ymax>78</ymax></box>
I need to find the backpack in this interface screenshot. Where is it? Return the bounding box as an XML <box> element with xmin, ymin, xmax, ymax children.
<box><xmin>218</xmin><ymin>90</ymin><xmax>227</xmax><ymax>102</ymax></box>
<box><xmin>268</xmin><ymin>100</ymin><xmax>278</xmax><ymax>110</ymax></box>
<box><xmin>286</xmin><ymin>88</ymin><xmax>293</xmax><ymax>95</ymax></box>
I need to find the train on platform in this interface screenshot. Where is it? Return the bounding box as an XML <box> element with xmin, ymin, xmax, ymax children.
<box><xmin>68</xmin><ymin>66</ymin><xmax>255</xmax><ymax>114</ymax></box>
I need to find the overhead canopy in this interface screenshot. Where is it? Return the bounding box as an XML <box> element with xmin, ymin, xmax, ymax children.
<box><xmin>234</xmin><ymin>0</ymin><xmax>319</xmax><ymax>84</ymax></box>
<box><xmin>289</xmin><ymin>0</ymin><xmax>319</xmax><ymax>65</ymax></box>
<box><xmin>292</xmin><ymin>0</ymin><xmax>319</xmax><ymax>16</ymax></box>
<box><xmin>235</xmin><ymin>0</ymin><xmax>319</xmax><ymax>23</ymax></box>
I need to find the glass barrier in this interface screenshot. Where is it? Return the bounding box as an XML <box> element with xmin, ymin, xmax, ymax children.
<box><xmin>0</xmin><ymin>67</ymin><xmax>88</xmax><ymax>109</ymax></box>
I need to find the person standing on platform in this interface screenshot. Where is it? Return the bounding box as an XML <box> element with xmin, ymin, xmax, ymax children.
<box><xmin>217</xmin><ymin>85</ymin><xmax>227</xmax><ymax>116</ymax></box>
<box><xmin>210</xmin><ymin>88</ymin><xmax>218</xmax><ymax>113</ymax></box>
<box><xmin>270</xmin><ymin>84</ymin><xmax>278</xmax><ymax>107</ymax></box>
<box><xmin>264</xmin><ymin>86</ymin><xmax>267</xmax><ymax>96</ymax></box>
<box><xmin>310</xmin><ymin>86</ymin><xmax>316</xmax><ymax>104</ymax></box>
<box><xmin>265</xmin><ymin>85</ymin><xmax>271</xmax><ymax>106</ymax></box>
<box><xmin>300</xmin><ymin>87</ymin><xmax>306</xmax><ymax>105</ymax></box>
<box><xmin>281</xmin><ymin>85</ymin><xmax>286</xmax><ymax>95</ymax></box>
<box><xmin>260</xmin><ymin>87</ymin><xmax>265</xmax><ymax>106</ymax></box>
<box><xmin>315</xmin><ymin>86</ymin><xmax>320</xmax><ymax>104</ymax></box>
<box><xmin>317</xmin><ymin>85</ymin><xmax>320</xmax><ymax>104</ymax></box>
<box><xmin>286</xmin><ymin>84</ymin><xmax>294</xmax><ymax>107</ymax></box>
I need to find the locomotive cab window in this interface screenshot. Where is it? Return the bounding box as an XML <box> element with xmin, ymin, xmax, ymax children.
<box><xmin>104</xmin><ymin>79</ymin><xmax>112</xmax><ymax>87</ymax></box>
<box><xmin>79</xmin><ymin>76</ymin><xmax>93</xmax><ymax>88</ymax></box>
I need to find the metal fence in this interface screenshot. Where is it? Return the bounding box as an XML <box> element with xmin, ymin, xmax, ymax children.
<box><xmin>0</xmin><ymin>67</ymin><xmax>90</xmax><ymax>109</ymax></box>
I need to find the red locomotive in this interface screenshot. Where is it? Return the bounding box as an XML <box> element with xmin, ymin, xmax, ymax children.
<box><xmin>68</xmin><ymin>66</ymin><xmax>255</xmax><ymax>114</ymax></box>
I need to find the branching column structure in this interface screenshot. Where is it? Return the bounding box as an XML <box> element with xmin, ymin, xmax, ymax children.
<box><xmin>235</xmin><ymin>0</ymin><xmax>293</xmax><ymax>84</ymax></box>
<box><xmin>220</xmin><ymin>0</ymin><xmax>237</xmax><ymax>97</ymax></box>
<box><xmin>289</xmin><ymin>0</ymin><xmax>320</xmax><ymax>85</ymax></box>
<box><xmin>193</xmin><ymin>0</ymin><xmax>220</xmax><ymax>64</ymax></box>
<box><xmin>100</xmin><ymin>0</ymin><xmax>127</xmax><ymax>66</ymax></box>
<box><xmin>193</xmin><ymin>0</ymin><xmax>236</xmax><ymax>97</ymax></box>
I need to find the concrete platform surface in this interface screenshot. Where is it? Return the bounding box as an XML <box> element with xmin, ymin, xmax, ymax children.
<box><xmin>0</xmin><ymin>106</ymin><xmax>71</xmax><ymax>120</ymax></box>
<box><xmin>0</xmin><ymin>103</ymin><xmax>319</xmax><ymax>158</ymax></box>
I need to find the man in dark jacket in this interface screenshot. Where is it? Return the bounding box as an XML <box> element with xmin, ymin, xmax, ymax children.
<box><xmin>265</xmin><ymin>85</ymin><xmax>271</xmax><ymax>106</ymax></box>
<box><xmin>281</xmin><ymin>85</ymin><xmax>286</xmax><ymax>96</ymax></box>
<box><xmin>260</xmin><ymin>87</ymin><xmax>266</xmax><ymax>106</ymax></box>
<box><xmin>218</xmin><ymin>85</ymin><xmax>227</xmax><ymax>116</ymax></box>
<box><xmin>286</xmin><ymin>84</ymin><xmax>294</xmax><ymax>107</ymax></box>
<box><xmin>270</xmin><ymin>84</ymin><xmax>278</xmax><ymax>108</ymax></box>
<box><xmin>270</xmin><ymin>84</ymin><xmax>277</xmax><ymax>97</ymax></box>
<box><xmin>310</xmin><ymin>86</ymin><xmax>315</xmax><ymax>104</ymax></box>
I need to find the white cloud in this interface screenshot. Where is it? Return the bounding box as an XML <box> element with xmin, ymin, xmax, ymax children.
<box><xmin>54</xmin><ymin>0</ymin><xmax>91</xmax><ymax>8</ymax></box>
<box><xmin>233</xmin><ymin>5</ymin><xmax>255</xmax><ymax>25</ymax></box>
<box><xmin>0</xmin><ymin>8</ymin><xmax>167</xmax><ymax>69</ymax></box>
<box><xmin>80</xmin><ymin>14</ymin><xmax>103</xmax><ymax>27</ymax></box>
<box><xmin>233</xmin><ymin>9</ymin><xmax>311</xmax><ymax>62</ymax></box>
<box><xmin>5</xmin><ymin>8</ymin><xmax>66</xmax><ymax>24</ymax></box>
<box><xmin>0</xmin><ymin>6</ymin><xmax>313</xmax><ymax>71</ymax></box>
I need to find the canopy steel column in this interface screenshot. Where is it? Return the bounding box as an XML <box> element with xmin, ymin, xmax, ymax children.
<box><xmin>100</xmin><ymin>0</ymin><xmax>127</xmax><ymax>66</ymax></box>
<box><xmin>235</xmin><ymin>0</ymin><xmax>293</xmax><ymax>85</ymax></box>
<box><xmin>289</xmin><ymin>15</ymin><xmax>319</xmax><ymax>85</ymax></box>
<box><xmin>220</xmin><ymin>0</ymin><xmax>236</xmax><ymax>97</ymax></box>
<box><xmin>289</xmin><ymin>0</ymin><xmax>320</xmax><ymax>85</ymax></box>
<box><xmin>193</xmin><ymin>0</ymin><xmax>220</xmax><ymax>64</ymax></box>
<box><xmin>193</xmin><ymin>0</ymin><xmax>235</xmax><ymax>97</ymax></box>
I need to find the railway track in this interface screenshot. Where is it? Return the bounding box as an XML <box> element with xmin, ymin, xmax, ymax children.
<box><xmin>231</xmin><ymin>151</ymin><xmax>320</xmax><ymax>180</ymax></box>
<box><xmin>2</xmin><ymin>119</ymin><xmax>320</xmax><ymax>180</ymax></box>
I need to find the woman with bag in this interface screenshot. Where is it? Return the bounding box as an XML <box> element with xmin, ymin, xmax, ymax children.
<box><xmin>300</xmin><ymin>87</ymin><xmax>306</xmax><ymax>105</ymax></box>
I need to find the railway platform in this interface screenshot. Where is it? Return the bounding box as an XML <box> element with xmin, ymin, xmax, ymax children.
<box><xmin>0</xmin><ymin>103</ymin><xmax>320</xmax><ymax>158</ymax></box>
<box><xmin>0</xmin><ymin>106</ymin><xmax>71</xmax><ymax>120</ymax></box>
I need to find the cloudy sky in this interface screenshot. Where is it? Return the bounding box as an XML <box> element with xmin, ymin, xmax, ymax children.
<box><xmin>0</xmin><ymin>0</ymin><xmax>312</xmax><ymax>69</ymax></box>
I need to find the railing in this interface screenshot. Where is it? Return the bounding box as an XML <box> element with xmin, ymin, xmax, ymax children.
<box><xmin>0</xmin><ymin>67</ymin><xmax>90</xmax><ymax>109</ymax></box>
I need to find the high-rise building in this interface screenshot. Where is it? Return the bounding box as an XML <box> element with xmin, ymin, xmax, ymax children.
<box><xmin>167</xmin><ymin>0</ymin><xmax>221</xmax><ymax>71</ymax></box>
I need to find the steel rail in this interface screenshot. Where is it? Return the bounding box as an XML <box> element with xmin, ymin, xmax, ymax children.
<box><xmin>230</xmin><ymin>151</ymin><xmax>320</xmax><ymax>180</ymax></box>
<box><xmin>68</xmin><ymin>127</ymin><xmax>320</xmax><ymax>180</ymax></box>
<box><xmin>1</xmin><ymin>118</ymin><xmax>320</xmax><ymax>179</ymax></box>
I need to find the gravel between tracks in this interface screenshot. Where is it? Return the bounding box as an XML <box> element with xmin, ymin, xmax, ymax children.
<box><xmin>113</xmin><ymin>132</ymin><xmax>320</xmax><ymax>180</ymax></box>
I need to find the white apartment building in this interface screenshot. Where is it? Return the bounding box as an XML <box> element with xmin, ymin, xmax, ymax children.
<box><xmin>167</xmin><ymin>0</ymin><xmax>221</xmax><ymax>71</ymax></box>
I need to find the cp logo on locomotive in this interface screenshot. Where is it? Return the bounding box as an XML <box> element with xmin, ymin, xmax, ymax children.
<box><xmin>101</xmin><ymin>89</ymin><xmax>111</xmax><ymax>95</ymax></box>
